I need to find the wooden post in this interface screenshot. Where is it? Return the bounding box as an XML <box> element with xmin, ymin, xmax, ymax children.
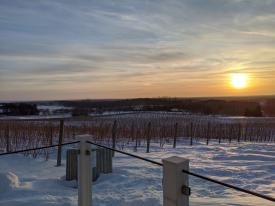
<box><xmin>66</xmin><ymin>149</ymin><xmax>78</xmax><ymax>180</ymax></box>
<box><xmin>49</xmin><ymin>123</ymin><xmax>53</xmax><ymax>146</ymax></box>
<box><xmin>78</xmin><ymin>135</ymin><xmax>92</xmax><ymax>206</ymax></box>
<box><xmin>237</xmin><ymin>123</ymin><xmax>241</xmax><ymax>143</ymax></box>
<box><xmin>66</xmin><ymin>148</ymin><xmax>110</xmax><ymax>182</ymax></box>
<box><xmin>5</xmin><ymin>124</ymin><xmax>10</xmax><ymax>153</ymax></box>
<box><xmin>173</xmin><ymin>123</ymin><xmax>178</xmax><ymax>148</ymax></box>
<box><xmin>146</xmin><ymin>122</ymin><xmax>151</xmax><ymax>153</ymax></box>
<box><xmin>244</xmin><ymin>124</ymin><xmax>248</xmax><ymax>142</ymax></box>
<box><xmin>249</xmin><ymin>128</ymin><xmax>252</xmax><ymax>142</ymax></box>
<box><xmin>112</xmin><ymin>120</ymin><xmax>117</xmax><ymax>156</ymax></box>
<box><xmin>57</xmin><ymin>120</ymin><xmax>64</xmax><ymax>166</ymax></box>
<box><xmin>190</xmin><ymin>123</ymin><xmax>193</xmax><ymax>146</ymax></box>
<box><xmin>229</xmin><ymin>124</ymin><xmax>232</xmax><ymax>144</ymax></box>
<box><xmin>96</xmin><ymin>148</ymin><xmax>112</xmax><ymax>174</ymax></box>
<box><xmin>134</xmin><ymin>135</ymin><xmax>138</xmax><ymax>152</ymax></box>
<box><xmin>206</xmin><ymin>122</ymin><xmax>210</xmax><ymax>145</ymax></box>
<box><xmin>130</xmin><ymin>122</ymin><xmax>135</xmax><ymax>141</ymax></box>
<box><xmin>163</xmin><ymin>156</ymin><xmax>189</xmax><ymax>206</ymax></box>
<box><xmin>270</xmin><ymin>130</ymin><xmax>273</xmax><ymax>142</ymax></box>
<box><xmin>219</xmin><ymin>124</ymin><xmax>223</xmax><ymax>144</ymax></box>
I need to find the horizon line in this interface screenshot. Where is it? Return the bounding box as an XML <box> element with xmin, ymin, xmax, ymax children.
<box><xmin>1</xmin><ymin>94</ymin><xmax>275</xmax><ymax>103</ymax></box>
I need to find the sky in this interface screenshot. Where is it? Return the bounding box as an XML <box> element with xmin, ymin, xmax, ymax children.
<box><xmin>0</xmin><ymin>0</ymin><xmax>275</xmax><ymax>101</ymax></box>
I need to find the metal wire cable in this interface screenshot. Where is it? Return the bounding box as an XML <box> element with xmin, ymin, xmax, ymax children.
<box><xmin>0</xmin><ymin>141</ymin><xmax>80</xmax><ymax>156</ymax></box>
<box><xmin>86</xmin><ymin>141</ymin><xmax>163</xmax><ymax>166</ymax></box>
<box><xmin>182</xmin><ymin>169</ymin><xmax>275</xmax><ymax>202</ymax></box>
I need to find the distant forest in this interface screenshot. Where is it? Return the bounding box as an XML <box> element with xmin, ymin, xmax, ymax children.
<box><xmin>58</xmin><ymin>97</ymin><xmax>274</xmax><ymax>117</ymax></box>
<box><xmin>1</xmin><ymin>103</ymin><xmax>39</xmax><ymax>116</ymax></box>
<box><xmin>1</xmin><ymin>96</ymin><xmax>275</xmax><ymax>117</ymax></box>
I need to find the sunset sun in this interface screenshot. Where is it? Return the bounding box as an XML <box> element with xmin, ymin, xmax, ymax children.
<box><xmin>231</xmin><ymin>73</ymin><xmax>247</xmax><ymax>89</ymax></box>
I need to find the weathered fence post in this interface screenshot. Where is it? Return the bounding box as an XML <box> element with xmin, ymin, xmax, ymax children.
<box><xmin>206</xmin><ymin>122</ymin><xmax>210</xmax><ymax>145</ymax></box>
<box><xmin>5</xmin><ymin>124</ymin><xmax>10</xmax><ymax>153</ymax></box>
<box><xmin>190</xmin><ymin>123</ymin><xmax>193</xmax><ymax>146</ymax></box>
<box><xmin>163</xmin><ymin>156</ymin><xmax>190</xmax><ymax>206</ymax></box>
<box><xmin>229</xmin><ymin>124</ymin><xmax>233</xmax><ymax>144</ymax></box>
<box><xmin>173</xmin><ymin>123</ymin><xmax>178</xmax><ymax>148</ymax></box>
<box><xmin>49</xmin><ymin>123</ymin><xmax>53</xmax><ymax>146</ymax></box>
<box><xmin>78</xmin><ymin>135</ymin><xmax>92</xmax><ymax>206</ymax></box>
<box><xmin>66</xmin><ymin>149</ymin><xmax>79</xmax><ymax>181</ymax></box>
<box><xmin>238</xmin><ymin>123</ymin><xmax>242</xmax><ymax>143</ymax></box>
<box><xmin>146</xmin><ymin>122</ymin><xmax>151</xmax><ymax>153</ymax></box>
<box><xmin>244</xmin><ymin>124</ymin><xmax>248</xmax><ymax>142</ymax></box>
<box><xmin>134</xmin><ymin>135</ymin><xmax>138</xmax><ymax>152</ymax></box>
<box><xmin>112</xmin><ymin>120</ymin><xmax>117</xmax><ymax>157</ymax></box>
<box><xmin>130</xmin><ymin>122</ymin><xmax>135</xmax><ymax>141</ymax></box>
<box><xmin>218</xmin><ymin>124</ymin><xmax>223</xmax><ymax>144</ymax></box>
<box><xmin>57</xmin><ymin>119</ymin><xmax>64</xmax><ymax>166</ymax></box>
<box><xmin>249</xmin><ymin>128</ymin><xmax>253</xmax><ymax>142</ymax></box>
<box><xmin>66</xmin><ymin>146</ymin><xmax>111</xmax><ymax>182</ymax></box>
<box><xmin>96</xmin><ymin>148</ymin><xmax>112</xmax><ymax>174</ymax></box>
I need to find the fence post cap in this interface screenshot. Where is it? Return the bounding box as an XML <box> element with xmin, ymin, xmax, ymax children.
<box><xmin>162</xmin><ymin>156</ymin><xmax>189</xmax><ymax>164</ymax></box>
<box><xmin>76</xmin><ymin>134</ymin><xmax>93</xmax><ymax>142</ymax></box>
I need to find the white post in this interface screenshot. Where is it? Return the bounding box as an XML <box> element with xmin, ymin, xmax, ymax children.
<box><xmin>78</xmin><ymin>135</ymin><xmax>92</xmax><ymax>206</ymax></box>
<box><xmin>163</xmin><ymin>156</ymin><xmax>190</xmax><ymax>206</ymax></box>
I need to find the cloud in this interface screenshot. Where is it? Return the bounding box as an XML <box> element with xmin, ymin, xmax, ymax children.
<box><xmin>0</xmin><ymin>0</ymin><xmax>275</xmax><ymax>100</ymax></box>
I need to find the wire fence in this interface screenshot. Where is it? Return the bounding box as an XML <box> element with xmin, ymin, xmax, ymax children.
<box><xmin>0</xmin><ymin>139</ymin><xmax>274</xmax><ymax>204</ymax></box>
<box><xmin>0</xmin><ymin>141</ymin><xmax>80</xmax><ymax>156</ymax></box>
<box><xmin>86</xmin><ymin>141</ymin><xmax>275</xmax><ymax>203</ymax></box>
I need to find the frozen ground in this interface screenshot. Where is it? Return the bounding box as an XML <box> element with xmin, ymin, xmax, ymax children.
<box><xmin>0</xmin><ymin>141</ymin><xmax>274</xmax><ymax>206</ymax></box>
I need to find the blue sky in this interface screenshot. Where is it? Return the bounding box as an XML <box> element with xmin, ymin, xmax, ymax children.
<box><xmin>0</xmin><ymin>0</ymin><xmax>275</xmax><ymax>101</ymax></box>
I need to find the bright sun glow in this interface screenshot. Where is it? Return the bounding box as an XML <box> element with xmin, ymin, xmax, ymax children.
<box><xmin>231</xmin><ymin>73</ymin><xmax>247</xmax><ymax>89</ymax></box>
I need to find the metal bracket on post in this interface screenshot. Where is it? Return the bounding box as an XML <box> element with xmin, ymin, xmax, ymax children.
<box><xmin>77</xmin><ymin>135</ymin><xmax>93</xmax><ymax>206</ymax></box>
<box><xmin>163</xmin><ymin>156</ymin><xmax>190</xmax><ymax>206</ymax></box>
<box><xmin>181</xmin><ymin>185</ymin><xmax>191</xmax><ymax>196</ymax></box>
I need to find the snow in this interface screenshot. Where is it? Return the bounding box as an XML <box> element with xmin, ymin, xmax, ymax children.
<box><xmin>0</xmin><ymin>152</ymin><xmax>78</xmax><ymax>206</ymax></box>
<box><xmin>37</xmin><ymin>105</ymin><xmax>73</xmax><ymax>112</ymax></box>
<box><xmin>0</xmin><ymin>141</ymin><xmax>274</xmax><ymax>206</ymax></box>
<box><xmin>0</xmin><ymin>172</ymin><xmax>32</xmax><ymax>193</ymax></box>
<box><xmin>0</xmin><ymin>114</ymin><xmax>71</xmax><ymax>120</ymax></box>
<box><xmin>89</xmin><ymin>111</ymin><xmax>139</xmax><ymax>117</ymax></box>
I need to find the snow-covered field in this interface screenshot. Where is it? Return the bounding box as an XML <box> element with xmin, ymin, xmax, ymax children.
<box><xmin>0</xmin><ymin>141</ymin><xmax>274</xmax><ymax>206</ymax></box>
